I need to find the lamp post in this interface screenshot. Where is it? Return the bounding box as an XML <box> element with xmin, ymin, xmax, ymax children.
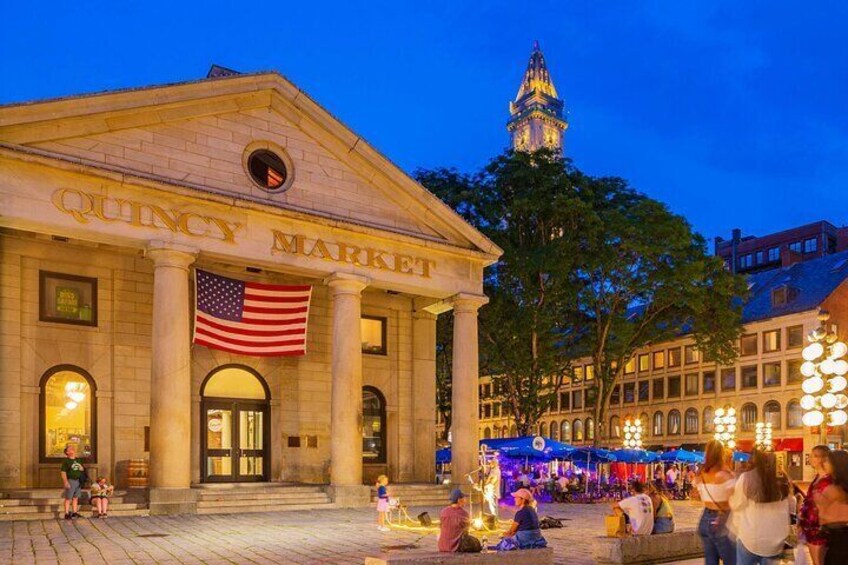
<box><xmin>800</xmin><ymin>310</ymin><xmax>848</xmax><ymax>444</ymax></box>
<box><xmin>714</xmin><ymin>406</ymin><xmax>737</xmax><ymax>450</ymax></box>
<box><xmin>754</xmin><ymin>422</ymin><xmax>773</xmax><ymax>452</ymax></box>
<box><xmin>623</xmin><ymin>417</ymin><xmax>643</xmax><ymax>449</ymax></box>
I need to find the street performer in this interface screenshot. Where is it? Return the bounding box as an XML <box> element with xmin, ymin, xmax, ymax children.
<box><xmin>483</xmin><ymin>457</ymin><xmax>501</xmax><ymax>518</ymax></box>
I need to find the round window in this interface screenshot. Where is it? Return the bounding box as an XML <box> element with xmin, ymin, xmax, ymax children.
<box><xmin>247</xmin><ymin>149</ymin><xmax>289</xmax><ymax>191</ymax></box>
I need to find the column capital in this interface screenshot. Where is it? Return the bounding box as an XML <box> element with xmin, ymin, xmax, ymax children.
<box><xmin>451</xmin><ymin>292</ymin><xmax>489</xmax><ymax>314</ymax></box>
<box><xmin>324</xmin><ymin>272</ymin><xmax>370</xmax><ymax>295</ymax></box>
<box><xmin>146</xmin><ymin>241</ymin><xmax>198</xmax><ymax>269</ymax></box>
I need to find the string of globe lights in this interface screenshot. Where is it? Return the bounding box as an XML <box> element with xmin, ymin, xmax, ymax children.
<box><xmin>622</xmin><ymin>417</ymin><xmax>643</xmax><ymax>449</ymax></box>
<box><xmin>800</xmin><ymin>310</ymin><xmax>848</xmax><ymax>432</ymax></box>
<box><xmin>754</xmin><ymin>422</ymin><xmax>773</xmax><ymax>452</ymax></box>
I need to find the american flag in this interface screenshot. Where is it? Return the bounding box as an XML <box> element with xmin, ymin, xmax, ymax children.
<box><xmin>193</xmin><ymin>270</ymin><xmax>312</xmax><ymax>357</ymax></box>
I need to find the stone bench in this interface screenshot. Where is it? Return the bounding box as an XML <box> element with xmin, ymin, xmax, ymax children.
<box><xmin>365</xmin><ymin>547</ymin><xmax>553</xmax><ymax>564</ymax></box>
<box><xmin>592</xmin><ymin>529</ymin><xmax>703</xmax><ymax>564</ymax></box>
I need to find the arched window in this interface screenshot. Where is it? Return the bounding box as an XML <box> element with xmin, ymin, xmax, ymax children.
<box><xmin>41</xmin><ymin>365</ymin><xmax>97</xmax><ymax>462</ymax></box>
<box><xmin>586</xmin><ymin>418</ymin><xmax>595</xmax><ymax>441</ymax></box>
<box><xmin>362</xmin><ymin>386</ymin><xmax>386</xmax><ymax>463</ymax></box>
<box><xmin>483</xmin><ymin>427</ymin><xmax>492</xmax><ymax>439</ymax></box>
<box><xmin>539</xmin><ymin>421</ymin><xmax>548</xmax><ymax>437</ymax></box>
<box><xmin>653</xmin><ymin>412</ymin><xmax>664</xmax><ymax>437</ymax></box>
<box><xmin>509</xmin><ymin>424</ymin><xmax>517</xmax><ymax>437</ymax></box>
<box><xmin>741</xmin><ymin>403</ymin><xmax>757</xmax><ymax>432</ymax></box>
<box><xmin>684</xmin><ymin>408</ymin><xmax>699</xmax><ymax>434</ymax></box>
<box><xmin>561</xmin><ymin>420</ymin><xmax>572</xmax><ymax>443</ymax></box>
<box><xmin>668</xmin><ymin>410</ymin><xmax>681</xmax><ymax>435</ymax></box>
<box><xmin>787</xmin><ymin>401</ymin><xmax>802</xmax><ymax>429</ymax></box>
<box><xmin>703</xmin><ymin>406</ymin><xmax>715</xmax><ymax>433</ymax></box>
<box><xmin>640</xmin><ymin>413</ymin><xmax>649</xmax><ymax>438</ymax></box>
<box><xmin>573</xmin><ymin>419</ymin><xmax>584</xmax><ymax>442</ymax></box>
<box><xmin>502</xmin><ymin>425</ymin><xmax>509</xmax><ymax>438</ymax></box>
<box><xmin>550</xmin><ymin>420</ymin><xmax>559</xmax><ymax>441</ymax></box>
<box><xmin>764</xmin><ymin>401</ymin><xmax>781</xmax><ymax>429</ymax></box>
<box><xmin>609</xmin><ymin>416</ymin><xmax>621</xmax><ymax>438</ymax></box>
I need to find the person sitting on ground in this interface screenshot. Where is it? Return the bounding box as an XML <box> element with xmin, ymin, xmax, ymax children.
<box><xmin>500</xmin><ymin>488</ymin><xmax>547</xmax><ymax>549</ymax></box>
<box><xmin>438</xmin><ymin>489</ymin><xmax>474</xmax><ymax>553</ymax></box>
<box><xmin>612</xmin><ymin>481</ymin><xmax>654</xmax><ymax>536</ymax></box>
<box><xmin>647</xmin><ymin>483</ymin><xmax>675</xmax><ymax>534</ymax></box>
<box><xmin>89</xmin><ymin>476</ymin><xmax>114</xmax><ymax>518</ymax></box>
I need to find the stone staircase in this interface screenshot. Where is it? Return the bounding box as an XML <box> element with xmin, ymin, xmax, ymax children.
<box><xmin>370</xmin><ymin>483</ymin><xmax>452</xmax><ymax>508</ymax></box>
<box><xmin>194</xmin><ymin>483</ymin><xmax>335</xmax><ymax>514</ymax></box>
<box><xmin>0</xmin><ymin>489</ymin><xmax>149</xmax><ymax>521</ymax></box>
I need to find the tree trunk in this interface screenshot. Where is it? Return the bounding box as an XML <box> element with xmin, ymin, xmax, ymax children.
<box><xmin>593</xmin><ymin>378</ymin><xmax>614</xmax><ymax>448</ymax></box>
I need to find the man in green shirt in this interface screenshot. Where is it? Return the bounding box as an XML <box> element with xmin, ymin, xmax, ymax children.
<box><xmin>60</xmin><ymin>444</ymin><xmax>85</xmax><ymax>520</ymax></box>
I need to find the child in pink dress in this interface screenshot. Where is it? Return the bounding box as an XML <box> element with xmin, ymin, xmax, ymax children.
<box><xmin>376</xmin><ymin>475</ymin><xmax>390</xmax><ymax>532</ymax></box>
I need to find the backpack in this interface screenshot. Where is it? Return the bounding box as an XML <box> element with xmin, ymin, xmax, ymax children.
<box><xmin>540</xmin><ymin>516</ymin><xmax>564</xmax><ymax>529</ymax></box>
<box><xmin>458</xmin><ymin>532</ymin><xmax>482</xmax><ymax>553</ymax></box>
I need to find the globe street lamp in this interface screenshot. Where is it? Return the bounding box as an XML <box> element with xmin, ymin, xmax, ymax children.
<box><xmin>800</xmin><ymin>310</ymin><xmax>848</xmax><ymax>442</ymax></box>
<box><xmin>754</xmin><ymin>422</ymin><xmax>773</xmax><ymax>452</ymax></box>
<box><xmin>714</xmin><ymin>406</ymin><xmax>737</xmax><ymax>450</ymax></box>
<box><xmin>623</xmin><ymin>417</ymin><xmax>643</xmax><ymax>449</ymax></box>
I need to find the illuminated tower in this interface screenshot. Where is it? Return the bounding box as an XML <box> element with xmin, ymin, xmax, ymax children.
<box><xmin>507</xmin><ymin>40</ymin><xmax>568</xmax><ymax>154</ymax></box>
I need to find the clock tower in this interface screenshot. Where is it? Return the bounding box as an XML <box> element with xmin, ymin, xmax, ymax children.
<box><xmin>507</xmin><ymin>41</ymin><xmax>568</xmax><ymax>154</ymax></box>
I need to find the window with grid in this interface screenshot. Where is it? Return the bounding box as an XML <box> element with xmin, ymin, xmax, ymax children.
<box><xmin>638</xmin><ymin>381</ymin><xmax>649</xmax><ymax>402</ymax></box>
<box><xmin>572</xmin><ymin>390</ymin><xmax>583</xmax><ymax>409</ymax></box>
<box><xmin>639</xmin><ymin>354</ymin><xmax>650</xmax><ymax>372</ymax></box>
<box><xmin>624</xmin><ymin>382</ymin><xmax>635</xmax><ymax>404</ymax></box>
<box><xmin>560</xmin><ymin>391</ymin><xmax>570</xmax><ymax>412</ymax></box>
<box><xmin>652</xmin><ymin>378</ymin><xmax>664</xmax><ymax>400</ymax></box>
<box><xmin>624</xmin><ymin>358</ymin><xmax>636</xmax><ymax>375</ymax></box>
<box><xmin>787</xmin><ymin>325</ymin><xmax>804</xmax><ymax>348</ymax></box>
<box><xmin>610</xmin><ymin>385</ymin><xmax>621</xmax><ymax>405</ymax></box>
<box><xmin>721</xmin><ymin>368</ymin><xmax>737</xmax><ymax>391</ymax></box>
<box><xmin>703</xmin><ymin>371</ymin><xmax>716</xmax><ymax>393</ymax></box>
<box><xmin>668</xmin><ymin>347</ymin><xmax>681</xmax><ymax>368</ymax></box>
<box><xmin>763</xmin><ymin>362</ymin><xmax>781</xmax><ymax>387</ymax></box>
<box><xmin>740</xmin><ymin>334</ymin><xmax>758</xmax><ymax>356</ymax></box>
<box><xmin>685</xmin><ymin>374</ymin><xmax>699</xmax><ymax>396</ymax></box>
<box><xmin>742</xmin><ymin>365</ymin><xmax>758</xmax><ymax>388</ymax></box>
<box><xmin>804</xmin><ymin>238</ymin><xmax>818</xmax><ymax>253</ymax></box>
<box><xmin>684</xmin><ymin>409</ymin><xmax>699</xmax><ymax>434</ymax></box>
<box><xmin>684</xmin><ymin>345</ymin><xmax>700</xmax><ymax>364</ymax></box>
<box><xmin>653</xmin><ymin>412</ymin><xmax>664</xmax><ymax>436</ymax></box>
<box><xmin>768</xmin><ymin>247</ymin><xmax>780</xmax><ymax>262</ymax></box>
<box><xmin>668</xmin><ymin>410</ymin><xmax>681</xmax><ymax>435</ymax></box>
<box><xmin>741</xmin><ymin>403</ymin><xmax>757</xmax><ymax>432</ymax></box>
<box><xmin>763</xmin><ymin>330</ymin><xmax>781</xmax><ymax>352</ymax></box>
<box><xmin>786</xmin><ymin>359</ymin><xmax>802</xmax><ymax>385</ymax></box>
<box><xmin>703</xmin><ymin>406</ymin><xmax>715</xmax><ymax>433</ymax></box>
<box><xmin>668</xmin><ymin>376</ymin><xmax>681</xmax><ymax>398</ymax></box>
<box><xmin>789</xmin><ymin>241</ymin><xmax>802</xmax><ymax>253</ymax></box>
<box><xmin>653</xmin><ymin>351</ymin><xmax>665</xmax><ymax>370</ymax></box>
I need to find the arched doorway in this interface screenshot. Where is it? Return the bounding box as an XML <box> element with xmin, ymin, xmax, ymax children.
<box><xmin>200</xmin><ymin>365</ymin><xmax>270</xmax><ymax>482</ymax></box>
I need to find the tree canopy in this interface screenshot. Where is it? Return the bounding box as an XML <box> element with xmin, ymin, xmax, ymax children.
<box><xmin>417</xmin><ymin>149</ymin><xmax>747</xmax><ymax>443</ymax></box>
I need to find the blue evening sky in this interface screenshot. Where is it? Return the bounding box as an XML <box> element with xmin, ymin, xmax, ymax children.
<box><xmin>1</xmin><ymin>1</ymin><xmax>846</xmax><ymax>244</ymax></box>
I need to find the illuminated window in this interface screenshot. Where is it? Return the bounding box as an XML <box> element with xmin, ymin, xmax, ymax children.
<box><xmin>624</xmin><ymin>358</ymin><xmax>636</xmax><ymax>375</ymax></box>
<box><xmin>684</xmin><ymin>345</ymin><xmax>700</xmax><ymax>364</ymax></box>
<box><xmin>652</xmin><ymin>412</ymin><xmax>664</xmax><ymax>436</ymax></box>
<box><xmin>586</xmin><ymin>418</ymin><xmax>595</xmax><ymax>441</ymax></box>
<box><xmin>764</xmin><ymin>401</ymin><xmax>781</xmax><ymax>429</ymax></box>
<box><xmin>362</xmin><ymin>387</ymin><xmax>386</xmax><ymax>463</ymax></box>
<box><xmin>685</xmin><ymin>373</ymin><xmax>699</xmax><ymax>396</ymax></box>
<box><xmin>684</xmin><ymin>409</ymin><xmax>698</xmax><ymax>434</ymax></box>
<box><xmin>572</xmin><ymin>419</ymin><xmax>584</xmax><ymax>442</ymax></box>
<box><xmin>39</xmin><ymin>271</ymin><xmax>97</xmax><ymax>327</ymax></box>
<box><xmin>668</xmin><ymin>410</ymin><xmax>681</xmax><ymax>435</ymax></box>
<box><xmin>561</xmin><ymin>420</ymin><xmax>572</xmax><ymax>442</ymax></box>
<box><xmin>585</xmin><ymin>365</ymin><xmax>595</xmax><ymax>381</ymax></box>
<box><xmin>361</xmin><ymin>316</ymin><xmax>387</xmax><ymax>355</ymax></box>
<box><xmin>41</xmin><ymin>366</ymin><xmax>96</xmax><ymax>462</ymax></box>
<box><xmin>703</xmin><ymin>407</ymin><xmax>715</xmax><ymax>433</ymax></box>
<box><xmin>741</xmin><ymin>403</ymin><xmax>757</xmax><ymax>432</ymax></box>
<box><xmin>653</xmin><ymin>351</ymin><xmax>665</xmax><ymax>370</ymax></box>
<box><xmin>638</xmin><ymin>354</ymin><xmax>650</xmax><ymax>372</ymax></box>
<box><xmin>246</xmin><ymin>149</ymin><xmax>291</xmax><ymax>191</ymax></box>
<box><xmin>668</xmin><ymin>347</ymin><xmax>681</xmax><ymax>368</ymax></box>
<box><xmin>763</xmin><ymin>330</ymin><xmax>781</xmax><ymax>352</ymax></box>
<box><xmin>610</xmin><ymin>416</ymin><xmax>621</xmax><ymax>438</ymax></box>
<box><xmin>787</xmin><ymin>401</ymin><xmax>802</xmax><ymax>429</ymax></box>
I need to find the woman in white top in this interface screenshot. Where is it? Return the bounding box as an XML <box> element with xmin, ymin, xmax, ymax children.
<box><xmin>693</xmin><ymin>440</ymin><xmax>737</xmax><ymax>565</ymax></box>
<box><xmin>728</xmin><ymin>450</ymin><xmax>790</xmax><ymax>565</ymax></box>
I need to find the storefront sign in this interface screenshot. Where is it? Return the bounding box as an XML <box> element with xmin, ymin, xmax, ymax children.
<box><xmin>52</xmin><ymin>188</ymin><xmax>242</xmax><ymax>243</ymax></box>
<box><xmin>271</xmin><ymin>230</ymin><xmax>436</xmax><ymax>278</ymax></box>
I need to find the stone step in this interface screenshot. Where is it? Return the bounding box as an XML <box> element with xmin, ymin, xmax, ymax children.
<box><xmin>197</xmin><ymin>493</ymin><xmax>331</xmax><ymax>504</ymax></box>
<box><xmin>0</xmin><ymin>489</ymin><xmax>135</xmax><ymax>500</ymax></box>
<box><xmin>0</xmin><ymin>496</ymin><xmax>143</xmax><ymax>507</ymax></box>
<box><xmin>192</xmin><ymin>483</ymin><xmax>323</xmax><ymax>492</ymax></box>
<box><xmin>196</xmin><ymin>495</ymin><xmax>331</xmax><ymax>509</ymax></box>
<box><xmin>195</xmin><ymin>501</ymin><xmax>335</xmax><ymax>515</ymax></box>
<box><xmin>0</xmin><ymin>502</ymin><xmax>147</xmax><ymax>514</ymax></box>
<box><xmin>0</xmin><ymin>508</ymin><xmax>150</xmax><ymax>521</ymax></box>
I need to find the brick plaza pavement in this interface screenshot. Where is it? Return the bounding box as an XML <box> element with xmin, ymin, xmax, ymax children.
<box><xmin>0</xmin><ymin>501</ymin><xmax>705</xmax><ymax>564</ymax></box>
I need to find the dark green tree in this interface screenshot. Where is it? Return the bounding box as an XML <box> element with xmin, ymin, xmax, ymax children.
<box><xmin>418</xmin><ymin>149</ymin><xmax>583</xmax><ymax>436</ymax></box>
<box><xmin>435</xmin><ymin>312</ymin><xmax>453</xmax><ymax>442</ymax></box>
<box><xmin>571</xmin><ymin>173</ymin><xmax>748</xmax><ymax>445</ymax></box>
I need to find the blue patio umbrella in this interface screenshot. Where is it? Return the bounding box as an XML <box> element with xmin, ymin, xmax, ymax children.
<box><xmin>658</xmin><ymin>449</ymin><xmax>704</xmax><ymax>464</ymax></box>
<box><xmin>613</xmin><ymin>449</ymin><xmax>660</xmax><ymax>463</ymax></box>
<box><xmin>565</xmin><ymin>447</ymin><xmax>617</xmax><ymax>494</ymax></box>
<box><xmin>733</xmin><ymin>451</ymin><xmax>751</xmax><ymax>463</ymax></box>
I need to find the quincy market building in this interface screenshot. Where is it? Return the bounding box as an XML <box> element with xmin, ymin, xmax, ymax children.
<box><xmin>0</xmin><ymin>69</ymin><xmax>500</xmax><ymax>513</ymax></box>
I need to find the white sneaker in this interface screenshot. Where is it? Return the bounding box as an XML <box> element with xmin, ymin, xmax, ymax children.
<box><xmin>378</xmin><ymin>526</ymin><xmax>390</xmax><ymax>532</ymax></box>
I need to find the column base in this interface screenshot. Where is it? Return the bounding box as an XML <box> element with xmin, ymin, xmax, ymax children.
<box><xmin>327</xmin><ymin>484</ymin><xmax>371</xmax><ymax>508</ymax></box>
<box><xmin>148</xmin><ymin>487</ymin><xmax>198</xmax><ymax>515</ymax></box>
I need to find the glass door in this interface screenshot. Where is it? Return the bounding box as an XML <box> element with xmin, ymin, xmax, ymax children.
<box><xmin>203</xmin><ymin>401</ymin><xmax>268</xmax><ymax>482</ymax></box>
<box><xmin>237</xmin><ymin>407</ymin><xmax>265</xmax><ymax>481</ymax></box>
<box><xmin>204</xmin><ymin>403</ymin><xmax>234</xmax><ymax>482</ymax></box>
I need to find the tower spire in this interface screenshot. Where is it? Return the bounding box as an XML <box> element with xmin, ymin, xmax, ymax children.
<box><xmin>507</xmin><ymin>41</ymin><xmax>567</xmax><ymax>154</ymax></box>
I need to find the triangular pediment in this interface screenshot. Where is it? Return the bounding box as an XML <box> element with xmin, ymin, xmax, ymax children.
<box><xmin>0</xmin><ymin>72</ymin><xmax>501</xmax><ymax>260</ymax></box>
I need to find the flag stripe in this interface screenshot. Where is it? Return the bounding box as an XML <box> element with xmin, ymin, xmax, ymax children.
<box><xmin>193</xmin><ymin>270</ymin><xmax>312</xmax><ymax>358</ymax></box>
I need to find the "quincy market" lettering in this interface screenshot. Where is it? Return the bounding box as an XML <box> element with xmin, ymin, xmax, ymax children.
<box><xmin>52</xmin><ymin>188</ymin><xmax>242</xmax><ymax>243</ymax></box>
<box><xmin>271</xmin><ymin>231</ymin><xmax>436</xmax><ymax>278</ymax></box>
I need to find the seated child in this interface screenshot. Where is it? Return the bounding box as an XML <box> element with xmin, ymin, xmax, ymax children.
<box><xmin>90</xmin><ymin>476</ymin><xmax>114</xmax><ymax>518</ymax></box>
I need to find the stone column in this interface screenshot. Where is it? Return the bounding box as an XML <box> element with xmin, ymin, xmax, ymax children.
<box><xmin>412</xmin><ymin>309</ymin><xmax>437</xmax><ymax>482</ymax></box>
<box><xmin>146</xmin><ymin>242</ymin><xmax>197</xmax><ymax>515</ymax></box>
<box><xmin>450</xmin><ymin>293</ymin><xmax>488</xmax><ymax>483</ymax></box>
<box><xmin>325</xmin><ymin>273</ymin><xmax>370</xmax><ymax>504</ymax></box>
